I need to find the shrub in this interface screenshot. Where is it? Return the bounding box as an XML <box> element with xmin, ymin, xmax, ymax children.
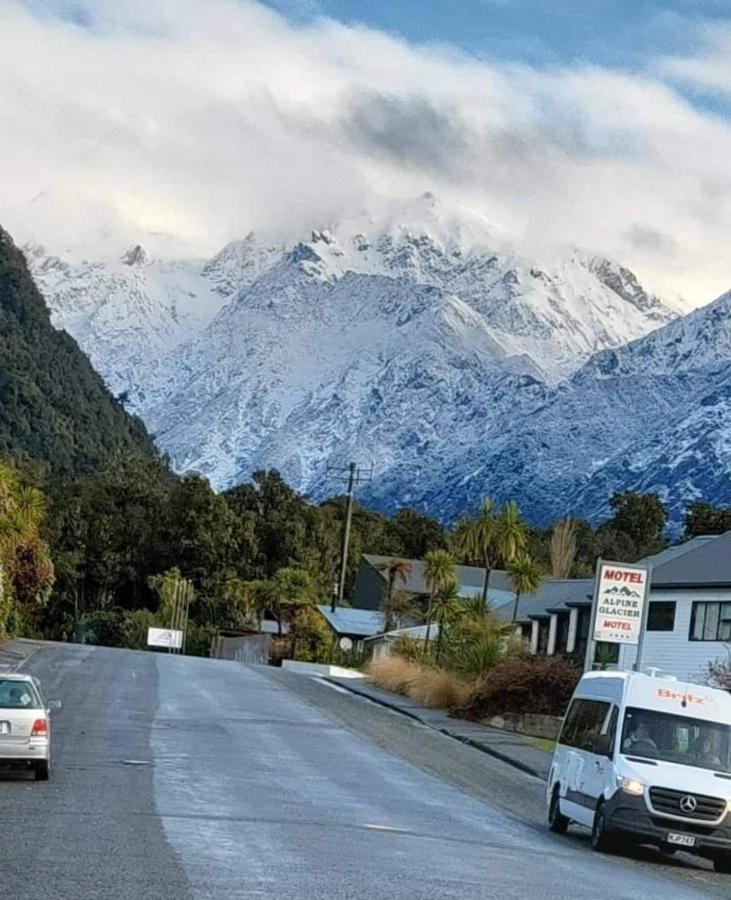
<box><xmin>467</xmin><ymin>655</ymin><xmax>581</xmax><ymax>719</ymax></box>
<box><xmin>77</xmin><ymin>609</ymin><xmax>127</xmax><ymax>647</ymax></box>
<box><xmin>391</xmin><ymin>637</ymin><xmax>423</xmax><ymax>663</ymax></box>
<box><xmin>707</xmin><ymin>655</ymin><xmax>731</xmax><ymax>690</ymax></box>
<box><xmin>408</xmin><ymin>667</ymin><xmax>474</xmax><ymax>711</ymax></box>
<box><xmin>366</xmin><ymin>656</ymin><xmax>474</xmax><ymax>711</ymax></box>
<box><xmin>439</xmin><ymin>617</ymin><xmax>503</xmax><ymax>678</ymax></box>
<box><xmin>123</xmin><ymin>609</ymin><xmax>158</xmax><ymax>650</ymax></box>
<box><xmin>366</xmin><ymin>656</ymin><xmax>423</xmax><ymax>695</ymax></box>
<box><xmin>292</xmin><ymin>607</ymin><xmax>333</xmax><ymax>663</ymax></box>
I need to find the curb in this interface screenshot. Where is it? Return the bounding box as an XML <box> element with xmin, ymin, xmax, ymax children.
<box><xmin>325</xmin><ymin>677</ymin><xmax>546</xmax><ymax>780</ymax></box>
<box><xmin>438</xmin><ymin>728</ymin><xmax>544</xmax><ymax>778</ymax></box>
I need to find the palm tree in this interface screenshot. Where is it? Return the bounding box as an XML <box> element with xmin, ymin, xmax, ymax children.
<box><xmin>550</xmin><ymin>518</ymin><xmax>577</xmax><ymax>578</ymax></box>
<box><xmin>507</xmin><ymin>554</ymin><xmax>543</xmax><ymax>623</ymax></box>
<box><xmin>378</xmin><ymin>558</ymin><xmax>413</xmax><ymax>631</ymax></box>
<box><xmin>457</xmin><ymin>498</ymin><xmax>497</xmax><ymax>611</ymax></box>
<box><xmin>494</xmin><ymin>501</ymin><xmax>528</xmax><ymax>568</ymax></box>
<box><xmin>431</xmin><ymin>578</ymin><xmax>462</xmax><ymax>660</ymax></box>
<box><xmin>423</xmin><ymin>548</ymin><xmax>456</xmax><ymax>648</ymax></box>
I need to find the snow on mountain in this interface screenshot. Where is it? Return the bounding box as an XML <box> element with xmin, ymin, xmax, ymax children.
<box><xmin>24</xmin><ymin>242</ymin><xmax>229</xmax><ymax>402</ymax></box>
<box><xmin>26</xmin><ymin>200</ymin><xmax>697</xmax><ymax>525</ymax></box>
<box><xmin>399</xmin><ymin>287</ymin><xmax>731</xmax><ymax>529</ymax></box>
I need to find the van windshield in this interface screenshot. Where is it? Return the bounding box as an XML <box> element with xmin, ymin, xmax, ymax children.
<box><xmin>622</xmin><ymin>706</ymin><xmax>731</xmax><ymax>774</ymax></box>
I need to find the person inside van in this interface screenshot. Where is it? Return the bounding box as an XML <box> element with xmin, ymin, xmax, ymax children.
<box><xmin>623</xmin><ymin>720</ymin><xmax>657</xmax><ymax>753</ymax></box>
<box><xmin>695</xmin><ymin>737</ymin><xmax>722</xmax><ymax>769</ymax></box>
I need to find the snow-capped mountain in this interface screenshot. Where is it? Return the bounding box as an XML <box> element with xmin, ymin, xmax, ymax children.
<box><xmin>401</xmin><ymin>289</ymin><xmax>731</xmax><ymax>528</ymax></box>
<box><xmin>27</xmin><ymin>200</ymin><xmax>712</xmax><ymax>526</ymax></box>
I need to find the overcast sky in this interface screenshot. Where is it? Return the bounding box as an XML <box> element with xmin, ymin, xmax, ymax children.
<box><xmin>1</xmin><ymin>0</ymin><xmax>730</xmax><ymax>304</ymax></box>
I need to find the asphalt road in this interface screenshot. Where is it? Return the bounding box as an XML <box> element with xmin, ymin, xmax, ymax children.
<box><xmin>1</xmin><ymin>643</ymin><xmax>727</xmax><ymax>899</ymax></box>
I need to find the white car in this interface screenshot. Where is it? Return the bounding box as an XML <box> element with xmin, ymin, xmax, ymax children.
<box><xmin>547</xmin><ymin>670</ymin><xmax>731</xmax><ymax>873</ymax></box>
<box><xmin>0</xmin><ymin>673</ymin><xmax>60</xmax><ymax>780</ymax></box>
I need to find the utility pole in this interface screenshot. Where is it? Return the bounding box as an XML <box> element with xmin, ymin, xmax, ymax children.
<box><xmin>327</xmin><ymin>461</ymin><xmax>373</xmax><ymax>610</ymax></box>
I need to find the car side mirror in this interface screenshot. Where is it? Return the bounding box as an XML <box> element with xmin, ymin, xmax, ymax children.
<box><xmin>47</xmin><ymin>699</ymin><xmax>62</xmax><ymax>711</ymax></box>
<box><xmin>591</xmin><ymin>734</ymin><xmax>612</xmax><ymax>756</ymax></box>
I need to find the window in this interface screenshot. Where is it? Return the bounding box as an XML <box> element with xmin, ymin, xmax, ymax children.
<box><xmin>690</xmin><ymin>602</ymin><xmax>731</xmax><ymax>641</ymax></box>
<box><xmin>647</xmin><ymin>601</ymin><xmax>676</xmax><ymax>632</ymax></box>
<box><xmin>559</xmin><ymin>699</ymin><xmax>611</xmax><ymax>751</ymax></box>
<box><xmin>0</xmin><ymin>679</ymin><xmax>42</xmax><ymax>709</ymax></box>
<box><xmin>621</xmin><ymin>707</ymin><xmax>731</xmax><ymax>774</ymax></box>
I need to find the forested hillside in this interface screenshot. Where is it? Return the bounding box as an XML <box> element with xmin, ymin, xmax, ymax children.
<box><xmin>0</xmin><ymin>226</ymin><xmax>155</xmax><ymax>473</ymax></box>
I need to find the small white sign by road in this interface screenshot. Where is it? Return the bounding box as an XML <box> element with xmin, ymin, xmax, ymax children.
<box><xmin>592</xmin><ymin>562</ymin><xmax>649</xmax><ymax>645</ymax></box>
<box><xmin>147</xmin><ymin>627</ymin><xmax>183</xmax><ymax>649</ymax></box>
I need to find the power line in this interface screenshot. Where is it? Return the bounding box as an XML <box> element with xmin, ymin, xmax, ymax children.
<box><xmin>327</xmin><ymin>461</ymin><xmax>373</xmax><ymax>611</ymax></box>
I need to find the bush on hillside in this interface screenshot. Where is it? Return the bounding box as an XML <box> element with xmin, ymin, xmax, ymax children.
<box><xmin>466</xmin><ymin>655</ymin><xmax>581</xmax><ymax>719</ymax></box>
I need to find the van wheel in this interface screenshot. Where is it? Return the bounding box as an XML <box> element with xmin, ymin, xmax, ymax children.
<box><xmin>548</xmin><ymin>788</ymin><xmax>570</xmax><ymax>834</ymax></box>
<box><xmin>34</xmin><ymin>760</ymin><xmax>50</xmax><ymax>781</ymax></box>
<box><xmin>713</xmin><ymin>855</ymin><xmax>731</xmax><ymax>874</ymax></box>
<box><xmin>590</xmin><ymin>804</ymin><xmax>615</xmax><ymax>853</ymax></box>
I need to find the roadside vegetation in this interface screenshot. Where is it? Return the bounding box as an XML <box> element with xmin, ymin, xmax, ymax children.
<box><xmin>0</xmin><ymin>449</ymin><xmax>728</xmax><ymax>662</ymax></box>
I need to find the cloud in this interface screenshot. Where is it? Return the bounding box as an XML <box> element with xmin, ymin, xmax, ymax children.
<box><xmin>0</xmin><ymin>0</ymin><xmax>729</xmax><ymax>305</ymax></box>
<box><xmin>659</xmin><ymin>22</ymin><xmax>731</xmax><ymax>93</ymax></box>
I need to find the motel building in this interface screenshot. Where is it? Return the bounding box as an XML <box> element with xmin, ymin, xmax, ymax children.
<box><xmin>500</xmin><ymin>531</ymin><xmax>731</xmax><ymax>684</ymax></box>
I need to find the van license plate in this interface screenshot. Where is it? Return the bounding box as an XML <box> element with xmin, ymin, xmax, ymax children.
<box><xmin>0</xmin><ymin>722</ymin><xmax>9</xmax><ymax>734</ymax></box>
<box><xmin>667</xmin><ymin>833</ymin><xmax>695</xmax><ymax>847</ymax></box>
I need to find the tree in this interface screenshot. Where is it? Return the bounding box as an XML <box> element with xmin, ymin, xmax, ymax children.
<box><xmin>457</xmin><ymin>498</ymin><xmax>497</xmax><ymax>610</ymax></box>
<box><xmin>431</xmin><ymin>578</ymin><xmax>463</xmax><ymax>660</ymax></box>
<box><xmin>389</xmin><ymin>507</ymin><xmax>446</xmax><ymax>558</ymax></box>
<box><xmin>684</xmin><ymin>501</ymin><xmax>731</xmax><ymax>539</ymax></box>
<box><xmin>550</xmin><ymin>518</ymin><xmax>578</xmax><ymax>578</ymax></box>
<box><xmin>291</xmin><ymin>606</ymin><xmax>333</xmax><ymax>663</ymax></box>
<box><xmin>381</xmin><ymin>588</ymin><xmax>417</xmax><ymax>632</ymax></box>
<box><xmin>598</xmin><ymin>491</ymin><xmax>667</xmax><ymax>560</ymax></box>
<box><xmin>378</xmin><ymin>558</ymin><xmax>413</xmax><ymax>631</ymax></box>
<box><xmin>494</xmin><ymin>501</ymin><xmax>528</xmax><ymax>569</ymax></box>
<box><xmin>269</xmin><ymin>567</ymin><xmax>316</xmax><ymax>635</ymax></box>
<box><xmin>508</xmin><ymin>554</ymin><xmax>543</xmax><ymax>623</ymax></box>
<box><xmin>423</xmin><ymin>549</ymin><xmax>457</xmax><ymax>647</ymax></box>
<box><xmin>0</xmin><ymin>462</ymin><xmax>54</xmax><ymax>635</ymax></box>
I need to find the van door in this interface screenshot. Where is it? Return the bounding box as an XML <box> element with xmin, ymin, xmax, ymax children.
<box><xmin>561</xmin><ymin>699</ymin><xmax>612</xmax><ymax>826</ymax></box>
<box><xmin>580</xmin><ymin>705</ymin><xmax>619</xmax><ymax>810</ymax></box>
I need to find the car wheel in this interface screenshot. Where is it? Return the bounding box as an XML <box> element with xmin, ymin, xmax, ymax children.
<box><xmin>548</xmin><ymin>787</ymin><xmax>570</xmax><ymax>834</ymax></box>
<box><xmin>713</xmin><ymin>855</ymin><xmax>731</xmax><ymax>874</ymax></box>
<box><xmin>34</xmin><ymin>760</ymin><xmax>50</xmax><ymax>781</ymax></box>
<box><xmin>590</xmin><ymin>804</ymin><xmax>615</xmax><ymax>853</ymax></box>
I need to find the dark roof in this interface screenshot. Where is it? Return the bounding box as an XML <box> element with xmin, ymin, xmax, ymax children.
<box><xmin>495</xmin><ymin>578</ymin><xmax>594</xmax><ymax>624</ymax></box>
<box><xmin>363</xmin><ymin>554</ymin><xmax>512</xmax><ymax>597</ymax></box>
<box><xmin>500</xmin><ymin>532</ymin><xmax>731</xmax><ymax>625</ymax></box>
<box><xmin>648</xmin><ymin>531</ymin><xmax>731</xmax><ymax>587</ymax></box>
<box><xmin>317</xmin><ymin>606</ymin><xmax>384</xmax><ymax>637</ymax></box>
<box><xmin>638</xmin><ymin>536</ymin><xmax>717</xmax><ymax>570</ymax></box>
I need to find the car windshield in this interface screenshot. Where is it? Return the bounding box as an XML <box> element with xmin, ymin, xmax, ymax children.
<box><xmin>0</xmin><ymin>679</ymin><xmax>42</xmax><ymax>710</ymax></box>
<box><xmin>621</xmin><ymin>706</ymin><xmax>731</xmax><ymax>774</ymax></box>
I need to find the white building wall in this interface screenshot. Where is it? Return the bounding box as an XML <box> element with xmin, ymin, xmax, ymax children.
<box><xmin>618</xmin><ymin>589</ymin><xmax>731</xmax><ymax>684</ymax></box>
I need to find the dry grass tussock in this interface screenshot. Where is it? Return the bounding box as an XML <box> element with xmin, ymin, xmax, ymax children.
<box><xmin>366</xmin><ymin>656</ymin><xmax>474</xmax><ymax>711</ymax></box>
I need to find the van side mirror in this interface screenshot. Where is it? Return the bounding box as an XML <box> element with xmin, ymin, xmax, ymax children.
<box><xmin>47</xmin><ymin>699</ymin><xmax>62</xmax><ymax>711</ymax></box>
<box><xmin>591</xmin><ymin>734</ymin><xmax>612</xmax><ymax>756</ymax></box>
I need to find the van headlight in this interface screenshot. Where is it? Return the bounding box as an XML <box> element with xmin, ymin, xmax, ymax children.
<box><xmin>619</xmin><ymin>777</ymin><xmax>645</xmax><ymax>796</ymax></box>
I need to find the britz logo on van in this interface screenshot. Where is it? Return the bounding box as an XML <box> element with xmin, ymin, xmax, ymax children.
<box><xmin>657</xmin><ymin>688</ymin><xmax>707</xmax><ymax>705</ymax></box>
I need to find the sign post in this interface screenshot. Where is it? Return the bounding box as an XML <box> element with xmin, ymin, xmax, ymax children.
<box><xmin>147</xmin><ymin>628</ymin><xmax>183</xmax><ymax>651</ymax></box>
<box><xmin>584</xmin><ymin>560</ymin><xmax>650</xmax><ymax>672</ymax></box>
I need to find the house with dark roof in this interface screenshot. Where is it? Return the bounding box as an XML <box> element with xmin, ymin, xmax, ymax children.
<box><xmin>352</xmin><ymin>554</ymin><xmax>515</xmax><ymax>613</ymax></box>
<box><xmin>315</xmin><ymin>605</ymin><xmax>384</xmax><ymax>651</ymax></box>
<box><xmin>498</xmin><ymin>532</ymin><xmax>731</xmax><ymax>684</ymax></box>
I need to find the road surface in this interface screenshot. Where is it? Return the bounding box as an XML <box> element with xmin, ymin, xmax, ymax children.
<box><xmin>1</xmin><ymin>643</ymin><xmax>726</xmax><ymax>899</ymax></box>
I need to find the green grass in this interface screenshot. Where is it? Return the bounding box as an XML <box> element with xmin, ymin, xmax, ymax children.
<box><xmin>527</xmin><ymin>737</ymin><xmax>556</xmax><ymax>754</ymax></box>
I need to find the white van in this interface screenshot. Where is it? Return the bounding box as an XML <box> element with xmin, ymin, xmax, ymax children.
<box><xmin>547</xmin><ymin>671</ymin><xmax>731</xmax><ymax>872</ymax></box>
